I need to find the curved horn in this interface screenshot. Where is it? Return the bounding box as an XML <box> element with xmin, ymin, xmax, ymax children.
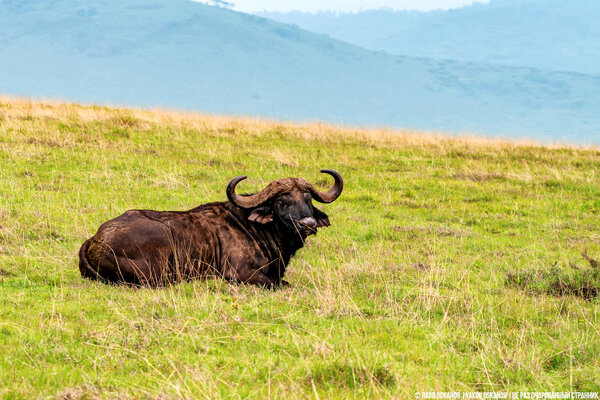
<box><xmin>309</xmin><ymin>169</ymin><xmax>343</xmax><ymax>203</ymax></box>
<box><xmin>227</xmin><ymin>175</ymin><xmax>274</xmax><ymax>209</ymax></box>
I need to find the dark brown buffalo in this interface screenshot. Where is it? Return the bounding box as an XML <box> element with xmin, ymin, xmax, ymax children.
<box><xmin>78</xmin><ymin>170</ymin><xmax>343</xmax><ymax>288</ymax></box>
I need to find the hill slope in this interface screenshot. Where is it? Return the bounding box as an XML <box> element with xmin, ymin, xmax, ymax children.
<box><xmin>0</xmin><ymin>0</ymin><xmax>599</xmax><ymax>143</ymax></box>
<box><xmin>1</xmin><ymin>98</ymin><xmax>599</xmax><ymax>397</ymax></box>
<box><xmin>260</xmin><ymin>0</ymin><xmax>600</xmax><ymax>75</ymax></box>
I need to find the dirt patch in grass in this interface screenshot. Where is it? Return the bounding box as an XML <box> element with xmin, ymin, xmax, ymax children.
<box><xmin>506</xmin><ymin>252</ymin><xmax>600</xmax><ymax>300</ymax></box>
<box><xmin>57</xmin><ymin>385</ymin><xmax>103</xmax><ymax>400</ymax></box>
<box><xmin>57</xmin><ymin>386</ymin><xmax>140</xmax><ymax>400</ymax></box>
<box><xmin>309</xmin><ymin>362</ymin><xmax>395</xmax><ymax>389</ymax></box>
<box><xmin>410</xmin><ymin>262</ymin><xmax>430</xmax><ymax>271</ymax></box>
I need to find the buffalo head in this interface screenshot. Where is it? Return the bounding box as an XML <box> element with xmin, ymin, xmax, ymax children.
<box><xmin>227</xmin><ymin>169</ymin><xmax>343</xmax><ymax>238</ymax></box>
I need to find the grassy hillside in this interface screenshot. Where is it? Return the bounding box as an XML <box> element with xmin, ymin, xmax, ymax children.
<box><xmin>2</xmin><ymin>0</ymin><xmax>600</xmax><ymax>142</ymax></box>
<box><xmin>0</xmin><ymin>97</ymin><xmax>599</xmax><ymax>398</ymax></box>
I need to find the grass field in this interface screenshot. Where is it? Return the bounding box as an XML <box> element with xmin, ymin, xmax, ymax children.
<box><xmin>0</xmin><ymin>97</ymin><xmax>599</xmax><ymax>399</ymax></box>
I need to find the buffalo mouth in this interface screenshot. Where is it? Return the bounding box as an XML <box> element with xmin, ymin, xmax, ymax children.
<box><xmin>300</xmin><ymin>226</ymin><xmax>317</xmax><ymax>236</ymax></box>
<box><xmin>296</xmin><ymin>217</ymin><xmax>318</xmax><ymax>236</ymax></box>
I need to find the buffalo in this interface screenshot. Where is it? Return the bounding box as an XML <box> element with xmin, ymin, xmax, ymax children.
<box><xmin>78</xmin><ymin>169</ymin><xmax>343</xmax><ymax>288</ymax></box>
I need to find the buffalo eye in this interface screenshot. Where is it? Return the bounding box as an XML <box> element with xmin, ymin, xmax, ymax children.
<box><xmin>276</xmin><ymin>199</ymin><xmax>286</xmax><ymax>208</ymax></box>
<box><xmin>304</xmin><ymin>193</ymin><xmax>312</xmax><ymax>204</ymax></box>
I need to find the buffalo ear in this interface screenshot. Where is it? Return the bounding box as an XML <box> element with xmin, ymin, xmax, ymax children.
<box><xmin>248</xmin><ymin>207</ymin><xmax>273</xmax><ymax>224</ymax></box>
<box><xmin>313</xmin><ymin>206</ymin><xmax>330</xmax><ymax>227</ymax></box>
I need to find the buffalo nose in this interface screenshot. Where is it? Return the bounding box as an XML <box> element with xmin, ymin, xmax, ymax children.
<box><xmin>298</xmin><ymin>217</ymin><xmax>317</xmax><ymax>230</ymax></box>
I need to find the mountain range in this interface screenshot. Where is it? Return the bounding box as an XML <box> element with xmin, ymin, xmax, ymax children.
<box><xmin>260</xmin><ymin>0</ymin><xmax>600</xmax><ymax>75</ymax></box>
<box><xmin>0</xmin><ymin>0</ymin><xmax>599</xmax><ymax>143</ymax></box>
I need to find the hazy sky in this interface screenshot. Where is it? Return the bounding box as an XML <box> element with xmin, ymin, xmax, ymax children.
<box><xmin>228</xmin><ymin>0</ymin><xmax>487</xmax><ymax>13</ymax></box>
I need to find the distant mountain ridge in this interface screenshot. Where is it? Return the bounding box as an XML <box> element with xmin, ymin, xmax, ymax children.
<box><xmin>0</xmin><ymin>0</ymin><xmax>599</xmax><ymax>143</ymax></box>
<box><xmin>259</xmin><ymin>0</ymin><xmax>600</xmax><ymax>75</ymax></box>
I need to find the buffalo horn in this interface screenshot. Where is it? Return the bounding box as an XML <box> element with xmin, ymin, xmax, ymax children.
<box><xmin>227</xmin><ymin>176</ymin><xmax>274</xmax><ymax>209</ymax></box>
<box><xmin>309</xmin><ymin>169</ymin><xmax>344</xmax><ymax>203</ymax></box>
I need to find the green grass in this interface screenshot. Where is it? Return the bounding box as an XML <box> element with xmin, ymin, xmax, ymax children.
<box><xmin>0</xmin><ymin>98</ymin><xmax>599</xmax><ymax>398</ymax></box>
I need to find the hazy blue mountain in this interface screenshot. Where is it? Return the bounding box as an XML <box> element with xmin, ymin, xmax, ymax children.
<box><xmin>0</xmin><ymin>0</ymin><xmax>599</xmax><ymax>143</ymax></box>
<box><xmin>259</xmin><ymin>0</ymin><xmax>600</xmax><ymax>75</ymax></box>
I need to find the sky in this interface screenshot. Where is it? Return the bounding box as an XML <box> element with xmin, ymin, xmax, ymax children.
<box><xmin>226</xmin><ymin>0</ymin><xmax>487</xmax><ymax>13</ymax></box>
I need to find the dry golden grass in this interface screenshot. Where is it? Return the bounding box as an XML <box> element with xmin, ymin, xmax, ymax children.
<box><xmin>2</xmin><ymin>95</ymin><xmax>594</xmax><ymax>152</ymax></box>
